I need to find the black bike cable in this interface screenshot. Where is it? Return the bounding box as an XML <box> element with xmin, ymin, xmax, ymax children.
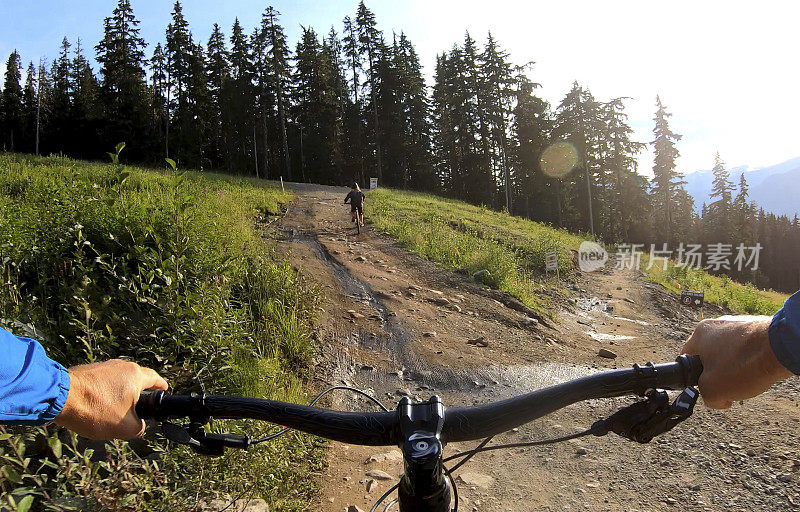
<box><xmin>370</xmin><ymin>483</ymin><xmax>400</xmax><ymax>512</ymax></box>
<box><xmin>443</xmin><ymin>463</ymin><xmax>459</xmax><ymax>512</ymax></box>
<box><xmin>443</xmin><ymin>428</ymin><xmax>593</xmax><ymax>464</ymax></box>
<box><xmin>249</xmin><ymin>385</ymin><xmax>389</xmax><ymax>444</ymax></box>
<box><xmin>446</xmin><ymin>435</ymin><xmax>494</xmax><ymax>474</ymax></box>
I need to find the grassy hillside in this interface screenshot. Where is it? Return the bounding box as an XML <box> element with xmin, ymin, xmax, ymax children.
<box><xmin>0</xmin><ymin>153</ymin><xmax>322</xmax><ymax>511</ymax></box>
<box><xmin>645</xmin><ymin>263</ymin><xmax>787</xmax><ymax>315</ymax></box>
<box><xmin>368</xmin><ymin>188</ymin><xmax>787</xmax><ymax>317</ymax></box>
<box><xmin>368</xmin><ymin>188</ymin><xmax>587</xmax><ymax>317</ymax></box>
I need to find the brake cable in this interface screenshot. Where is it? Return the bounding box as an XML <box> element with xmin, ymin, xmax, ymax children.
<box><xmin>443</xmin><ymin>386</ymin><xmax>699</xmax><ymax>466</ymax></box>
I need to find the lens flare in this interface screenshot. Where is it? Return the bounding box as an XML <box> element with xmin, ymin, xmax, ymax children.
<box><xmin>539</xmin><ymin>141</ymin><xmax>579</xmax><ymax>178</ymax></box>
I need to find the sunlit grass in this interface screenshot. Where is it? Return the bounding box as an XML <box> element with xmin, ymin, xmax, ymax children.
<box><xmin>645</xmin><ymin>260</ymin><xmax>787</xmax><ymax>315</ymax></box>
<box><xmin>368</xmin><ymin>188</ymin><xmax>588</xmax><ymax>317</ymax></box>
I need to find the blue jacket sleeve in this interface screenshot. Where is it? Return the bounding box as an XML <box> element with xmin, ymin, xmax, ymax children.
<box><xmin>769</xmin><ymin>291</ymin><xmax>800</xmax><ymax>375</ymax></box>
<box><xmin>0</xmin><ymin>327</ymin><xmax>70</xmax><ymax>424</ymax></box>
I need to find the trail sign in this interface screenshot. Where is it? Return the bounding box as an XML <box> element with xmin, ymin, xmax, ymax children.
<box><xmin>545</xmin><ymin>252</ymin><xmax>558</xmax><ymax>271</ymax></box>
<box><xmin>369</xmin><ymin>177</ymin><xmax>378</xmax><ymax>190</ymax></box>
<box><xmin>680</xmin><ymin>291</ymin><xmax>704</xmax><ymax>308</ymax></box>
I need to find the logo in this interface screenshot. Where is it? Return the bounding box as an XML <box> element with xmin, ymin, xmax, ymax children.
<box><xmin>578</xmin><ymin>241</ymin><xmax>608</xmax><ymax>272</ymax></box>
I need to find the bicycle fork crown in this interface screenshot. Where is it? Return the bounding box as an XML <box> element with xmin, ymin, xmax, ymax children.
<box><xmin>397</xmin><ymin>395</ymin><xmax>452</xmax><ymax>512</ymax></box>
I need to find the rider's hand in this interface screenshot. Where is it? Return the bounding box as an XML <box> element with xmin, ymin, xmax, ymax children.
<box><xmin>680</xmin><ymin>316</ymin><xmax>792</xmax><ymax>409</ymax></box>
<box><xmin>55</xmin><ymin>359</ymin><xmax>168</xmax><ymax>440</ymax></box>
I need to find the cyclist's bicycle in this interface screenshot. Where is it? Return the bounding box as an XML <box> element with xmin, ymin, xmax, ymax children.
<box><xmin>137</xmin><ymin>355</ymin><xmax>702</xmax><ymax>512</ymax></box>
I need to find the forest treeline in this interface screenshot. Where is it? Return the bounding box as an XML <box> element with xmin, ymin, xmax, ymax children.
<box><xmin>0</xmin><ymin>0</ymin><xmax>798</xmax><ymax>293</ymax></box>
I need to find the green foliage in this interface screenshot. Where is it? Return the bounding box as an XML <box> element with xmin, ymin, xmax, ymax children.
<box><xmin>368</xmin><ymin>188</ymin><xmax>587</xmax><ymax>317</ymax></box>
<box><xmin>0</xmin><ymin>153</ymin><xmax>322</xmax><ymax>510</ymax></box>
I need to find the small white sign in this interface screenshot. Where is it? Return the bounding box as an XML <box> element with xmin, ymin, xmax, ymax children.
<box><xmin>369</xmin><ymin>178</ymin><xmax>378</xmax><ymax>190</ymax></box>
<box><xmin>545</xmin><ymin>252</ymin><xmax>558</xmax><ymax>271</ymax></box>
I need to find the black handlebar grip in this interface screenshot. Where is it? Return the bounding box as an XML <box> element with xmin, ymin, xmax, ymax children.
<box><xmin>136</xmin><ymin>389</ymin><xmax>164</xmax><ymax>420</ymax></box>
<box><xmin>676</xmin><ymin>354</ymin><xmax>703</xmax><ymax>387</ymax></box>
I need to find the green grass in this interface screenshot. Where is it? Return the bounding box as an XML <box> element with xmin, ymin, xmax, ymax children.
<box><xmin>368</xmin><ymin>188</ymin><xmax>787</xmax><ymax>318</ymax></box>
<box><xmin>645</xmin><ymin>261</ymin><xmax>787</xmax><ymax>315</ymax></box>
<box><xmin>0</xmin><ymin>153</ymin><xmax>323</xmax><ymax>511</ymax></box>
<box><xmin>368</xmin><ymin>188</ymin><xmax>588</xmax><ymax>317</ymax></box>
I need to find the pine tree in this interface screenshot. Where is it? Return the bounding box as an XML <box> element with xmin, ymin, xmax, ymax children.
<box><xmin>165</xmin><ymin>0</ymin><xmax>194</xmax><ymax>163</ymax></box>
<box><xmin>356</xmin><ymin>1</ymin><xmax>383</xmax><ymax>180</ymax></box>
<box><xmin>554</xmin><ymin>82</ymin><xmax>601</xmax><ymax>233</ymax></box>
<box><xmin>511</xmin><ymin>70</ymin><xmax>553</xmax><ymax>222</ymax></box>
<box><xmin>600</xmin><ymin>98</ymin><xmax>648</xmax><ymax>241</ymax></box>
<box><xmin>71</xmin><ymin>39</ymin><xmax>100</xmax><ymax>158</ymax></box>
<box><xmin>226</xmin><ymin>18</ymin><xmax>256</xmax><ymax>173</ymax></box>
<box><xmin>49</xmin><ymin>37</ymin><xmax>73</xmax><ymax>153</ymax></box>
<box><xmin>95</xmin><ymin>0</ymin><xmax>150</xmax><ymax>158</ymax></box>
<box><xmin>292</xmin><ymin>26</ymin><xmax>340</xmax><ymax>183</ymax></box>
<box><xmin>480</xmin><ymin>32</ymin><xmax>515</xmax><ymax>210</ymax></box>
<box><xmin>261</xmin><ymin>7</ymin><xmax>291</xmax><ymax>179</ymax></box>
<box><xmin>650</xmin><ymin>96</ymin><xmax>684</xmax><ymax>245</ymax></box>
<box><xmin>1</xmin><ymin>51</ymin><xmax>23</xmax><ymax>151</ymax></box>
<box><xmin>206</xmin><ymin>24</ymin><xmax>229</xmax><ymax>169</ymax></box>
<box><xmin>707</xmin><ymin>151</ymin><xmax>735</xmax><ymax>240</ymax></box>
<box><xmin>21</xmin><ymin>62</ymin><xmax>38</xmax><ymax>154</ymax></box>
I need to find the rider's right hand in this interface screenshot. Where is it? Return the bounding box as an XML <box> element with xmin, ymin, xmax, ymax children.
<box><xmin>680</xmin><ymin>316</ymin><xmax>792</xmax><ymax>409</ymax></box>
<box><xmin>55</xmin><ymin>360</ymin><xmax>169</xmax><ymax>440</ymax></box>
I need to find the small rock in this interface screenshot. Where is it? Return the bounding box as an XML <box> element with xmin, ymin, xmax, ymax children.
<box><xmin>450</xmin><ymin>304</ymin><xmax>463</xmax><ymax>313</ymax></box>
<box><xmin>366</xmin><ymin>479</ymin><xmax>377</xmax><ymax>492</ymax></box>
<box><xmin>598</xmin><ymin>348</ymin><xmax>617</xmax><ymax>359</ymax></box>
<box><xmin>623</xmin><ymin>297</ymin><xmax>635</xmax><ymax>304</ymax></box>
<box><xmin>366</xmin><ymin>470</ymin><xmax>393</xmax><ymax>481</ymax></box>
<box><xmin>467</xmin><ymin>336</ymin><xmax>489</xmax><ymax>347</ymax></box>
<box><xmin>422</xmin><ymin>331</ymin><xmax>437</xmax><ymax>338</ymax></box>
<box><xmin>241</xmin><ymin>499</ymin><xmax>269</xmax><ymax>512</ymax></box>
<box><xmin>347</xmin><ymin>506</ymin><xmax>364</xmax><ymax>512</ymax></box>
<box><xmin>348</xmin><ymin>310</ymin><xmax>365</xmax><ymax>319</ymax></box>
<box><xmin>409</xmin><ymin>285</ymin><xmax>424</xmax><ymax>291</ymax></box>
<box><xmin>576</xmin><ymin>447</ymin><xmax>589</xmax><ymax>455</ymax></box>
<box><xmin>355</xmin><ymin>255</ymin><xmax>367</xmax><ymax>262</ymax></box>
<box><xmin>365</xmin><ymin>450</ymin><xmax>403</xmax><ymax>464</ymax></box>
<box><xmin>616</xmin><ymin>286</ymin><xmax>622</xmax><ymax>290</ymax></box>
<box><xmin>396</xmin><ymin>388</ymin><xmax>412</xmax><ymax>397</ymax></box>
<box><xmin>457</xmin><ymin>473</ymin><xmax>494</xmax><ymax>489</ymax></box>
<box><xmin>523</xmin><ymin>317</ymin><xmax>538</xmax><ymax>326</ymax></box>
<box><xmin>430</xmin><ymin>297</ymin><xmax>450</xmax><ymax>306</ymax></box>
<box><xmin>472</xmin><ymin>269</ymin><xmax>491</xmax><ymax>282</ymax></box>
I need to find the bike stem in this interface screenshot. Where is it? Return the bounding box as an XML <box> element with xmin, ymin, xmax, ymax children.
<box><xmin>397</xmin><ymin>396</ymin><xmax>451</xmax><ymax>512</ymax></box>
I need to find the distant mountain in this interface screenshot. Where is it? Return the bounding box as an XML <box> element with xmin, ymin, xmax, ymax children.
<box><xmin>682</xmin><ymin>157</ymin><xmax>800</xmax><ymax>218</ymax></box>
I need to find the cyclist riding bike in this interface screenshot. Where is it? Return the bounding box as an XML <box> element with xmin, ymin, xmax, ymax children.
<box><xmin>344</xmin><ymin>182</ymin><xmax>365</xmax><ymax>228</ymax></box>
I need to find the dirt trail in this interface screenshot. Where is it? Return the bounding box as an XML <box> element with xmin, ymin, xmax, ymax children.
<box><xmin>274</xmin><ymin>184</ymin><xmax>800</xmax><ymax>512</ymax></box>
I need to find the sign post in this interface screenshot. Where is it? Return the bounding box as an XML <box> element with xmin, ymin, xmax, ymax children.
<box><xmin>679</xmin><ymin>290</ymin><xmax>704</xmax><ymax>329</ymax></box>
<box><xmin>369</xmin><ymin>177</ymin><xmax>378</xmax><ymax>190</ymax></box>
<box><xmin>545</xmin><ymin>251</ymin><xmax>559</xmax><ymax>280</ymax></box>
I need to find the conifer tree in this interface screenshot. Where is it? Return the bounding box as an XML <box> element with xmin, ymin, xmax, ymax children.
<box><xmin>650</xmin><ymin>96</ymin><xmax>683</xmax><ymax>244</ymax></box>
<box><xmin>356</xmin><ymin>1</ymin><xmax>383</xmax><ymax>180</ymax></box>
<box><xmin>261</xmin><ymin>7</ymin><xmax>292</xmax><ymax>178</ymax></box>
<box><xmin>1</xmin><ymin>51</ymin><xmax>23</xmax><ymax>151</ymax></box>
<box><xmin>206</xmin><ymin>24</ymin><xmax>229</xmax><ymax>168</ymax></box>
<box><xmin>95</xmin><ymin>0</ymin><xmax>150</xmax><ymax>158</ymax></box>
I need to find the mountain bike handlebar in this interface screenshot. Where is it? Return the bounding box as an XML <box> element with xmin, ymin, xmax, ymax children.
<box><xmin>136</xmin><ymin>355</ymin><xmax>702</xmax><ymax>446</ymax></box>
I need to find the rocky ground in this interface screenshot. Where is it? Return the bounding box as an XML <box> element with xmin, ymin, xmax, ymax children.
<box><xmin>271</xmin><ymin>184</ymin><xmax>800</xmax><ymax>512</ymax></box>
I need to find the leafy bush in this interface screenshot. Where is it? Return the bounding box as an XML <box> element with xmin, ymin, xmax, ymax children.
<box><xmin>0</xmin><ymin>153</ymin><xmax>321</xmax><ymax>511</ymax></box>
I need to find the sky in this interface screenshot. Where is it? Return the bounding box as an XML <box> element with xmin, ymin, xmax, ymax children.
<box><xmin>1</xmin><ymin>0</ymin><xmax>799</xmax><ymax>176</ymax></box>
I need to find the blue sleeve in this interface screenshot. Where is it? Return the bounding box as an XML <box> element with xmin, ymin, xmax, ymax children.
<box><xmin>0</xmin><ymin>327</ymin><xmax>70</xmax><ymax>424</ymax></box>
<box><xmin>769</xmin><ymin>291</ymin><xmax>800</xmax><ymax>375</ymax></box>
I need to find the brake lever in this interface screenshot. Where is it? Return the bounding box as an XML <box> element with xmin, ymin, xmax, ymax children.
<box><xmin>591</xmin><ymin>387</ymin><xmax>699</xmax><ymax>443</ymax></box>
<box><xmin>160</xmin><ymin>421</ymin><xmax>251</xmax><ymax>457</ymax></box>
